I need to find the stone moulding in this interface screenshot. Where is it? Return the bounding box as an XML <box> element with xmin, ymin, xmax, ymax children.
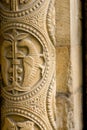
<box><xmin>70</xmin><ymin>0</ymin><xmax>83</xmax><ymax>130</ymax></box>
<box><xmin>0</xmin><ymin>0</ymin><xmax>56</xmax><ymax>130</ymax></box>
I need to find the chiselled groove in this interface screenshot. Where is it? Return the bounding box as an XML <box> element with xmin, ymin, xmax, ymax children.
<box><xmin>0</xmin><ymin>0</ymin><xmax>56</xmax><ymax>130</ymax></box>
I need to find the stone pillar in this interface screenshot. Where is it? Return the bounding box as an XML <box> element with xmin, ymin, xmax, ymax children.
<box><xmin>70</xmin><ymin>0</ymin><xmax>83</xmax><ymax>130</ymax></box>
<box><xmin>55</xmin><ymin>1</ymin><xmax>74</xmax><ymax>130</ymax></box>
<box><xmin>0</xmin><ymin>0</ymin><xmax>56</xmax><ymax>130</ymax></box>
<box><xmin>55</xmin><ymin>0</ymin><xmax>83</xmax><ymax>130</ymax></box>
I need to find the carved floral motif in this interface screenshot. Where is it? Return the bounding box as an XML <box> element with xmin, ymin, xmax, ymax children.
<box><xmin>1</xmin><ymin>29</ymin><xmax>45</xmax><ymax>93</ymax></box>
<box><xmin>0</xmin><ymin>0</ymin><xmax>56</xmax><ymax>130</ymax></box>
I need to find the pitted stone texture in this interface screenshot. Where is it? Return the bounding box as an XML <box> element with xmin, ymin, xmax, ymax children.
<box><xmin>56</xmin><ymin>95</ymin><xmax>74</xmax><ymax>130</ymax></box>
<box><xmin>55</xmin><ymin>0</ymin><xmax>70</xmax><ymax>46</ymax></box>
<box><xmin>56</xmin><ymin>46</ymin><xmax>70</xmax><ymax>93</ymax></box>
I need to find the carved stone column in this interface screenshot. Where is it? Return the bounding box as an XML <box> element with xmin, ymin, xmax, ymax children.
<box><xmin>0</xmin><ymin>0</ymin><xmax>56</xmax><ymax>130</ymax></box>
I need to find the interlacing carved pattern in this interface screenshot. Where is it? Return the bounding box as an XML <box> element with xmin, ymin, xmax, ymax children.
<box><xmin>0</xmin><ymin>0</ymin><xmax>56</xmax><ymax>130</ymax></box>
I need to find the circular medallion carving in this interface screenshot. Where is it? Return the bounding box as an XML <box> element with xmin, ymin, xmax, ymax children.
<box><xmin>0</xmin><ymin>0</ymin><xmax>45</xmax><ymax>18</ymax></box>
<box><xmin>1</xmin><ymin>24</ymin><xmax>51</xmax><ymax>99</ymax></box>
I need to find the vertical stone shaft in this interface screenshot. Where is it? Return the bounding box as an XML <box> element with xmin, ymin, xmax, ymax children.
<box><xmin>70</xmin><ymin>0</ymin><xmax>83</xmax><ymax>130</ymax></box>
<box><xmin>0</xmin><ymin>0</ymin><xmax>56</xmax><ymax>130</ymax></box>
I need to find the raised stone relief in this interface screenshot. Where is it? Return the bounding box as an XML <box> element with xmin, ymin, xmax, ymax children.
<box><xmin>2</xmin><ymin>118</ymin><xmax>34</xmax><ymax>130</ymax></box>
<box><xmin>0</xmin><ymin>0</ymin><xmax>36</xmax><ymax>11</ymax></box>
<box><xmin>1</xmin><ymin>29</ymin><xmax>45</xmax><ymax>93</ymax></box>
<box><xmin>0</xmin><ymin>0</ymin><xmax>56</xmax><ymax>130</ymax></box>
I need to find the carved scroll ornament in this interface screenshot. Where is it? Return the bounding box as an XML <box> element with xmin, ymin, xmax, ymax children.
<box><xmin>0</xmin><ymin>0</ymin><xmax>56</xmax><ymax>130</ymax></box>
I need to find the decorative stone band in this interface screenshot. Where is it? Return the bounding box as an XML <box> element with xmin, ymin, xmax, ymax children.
<box><xmin>0</xmin><ymin>0</ymin><xmax>56</xmax><ymax>130</ymax></box>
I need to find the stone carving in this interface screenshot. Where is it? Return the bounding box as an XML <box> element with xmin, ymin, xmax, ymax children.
<box><xmin>0</xmin><ymin>0</ymin><xmax>45</xmax><ymax>17</ymax></box>
<box><xmin>47</xmin><ymin>0</ymin><xmax>55</xmax><ymax>45</ymax></box>
<box><xmin>2</xmin><ymin>118</ymin><xmax>34</xmax><ymax>130</ymax></box>
<box><xmin>0</xmin><ymin>0</ymin><xmax>56</xmax><ymax>130</ymax></box>
<box><xmin>1</xmin><ymin>0</ymin><xmax>32</xmax><ymax>11</ymax></box>
<box><xmin>1</xmin><ymin>29</ymin><xmax>44</xmax><ymax>93</ymax></box>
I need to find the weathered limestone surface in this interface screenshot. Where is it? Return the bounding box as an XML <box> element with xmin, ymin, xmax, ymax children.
<box><xmin>70</xmin><ymin>0</ymin><xmax>83</xmax><ymax>130</ymax></box>
<box><xmin>56</xmin><ymin>46</ymin><xmax>70</xmax><ymax>93</ymax></box>
<box><xmin>0</xmin><ymin>0</ymin><xmax>56</xmax><ymax>130</ymax></box>
<box><xmin>55</xmin><ymin>0</ymin><xmax>70</xmax><ymax>46</ymax></box>
<box><xmin>56</xmin><ymin>0</ymin><xmax>83</xmax><ymax>130</ymax></box>
<box><xmin>0</xmin><ymin>0</ymin><xmax>83</xmax><ymax>130</ymax></box>
<box><xmin>56</xmin><ymin>1</ymin><xmax>74</xmax><ymax>130</ymax></box>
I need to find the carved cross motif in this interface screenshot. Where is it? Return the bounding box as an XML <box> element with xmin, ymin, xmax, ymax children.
<box><xmin>3</xmin><ymin>30</ymin><xmax>29</xmax><ymax>90</ymax></box>
<box><xmin>2</xmin><ymin>29</ymin><xmax>45</xmax><ymax>93</ymax></box>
